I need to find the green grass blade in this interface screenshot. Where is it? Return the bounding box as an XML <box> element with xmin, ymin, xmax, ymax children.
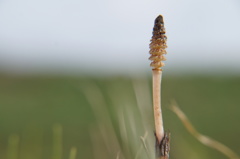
<box><xmin>52</xmin><ymin>124</ymin><xmax>63</xmax><ymax>159</ymax></box>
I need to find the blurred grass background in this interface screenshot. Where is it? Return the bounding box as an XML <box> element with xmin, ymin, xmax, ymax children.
<box><xmin>0</xmin><ymin>74</ymin><xmax>240</xmax><ymax>159</ymax></box>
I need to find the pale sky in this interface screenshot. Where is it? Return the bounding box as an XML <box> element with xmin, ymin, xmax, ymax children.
<box><xmin>0</xmin><ymin>0</ymin><xmax>240</xmax><ymax>75</ymax></box>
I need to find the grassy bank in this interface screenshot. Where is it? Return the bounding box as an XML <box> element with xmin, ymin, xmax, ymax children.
<box><xmin>0</xmin><ymin>74</ymin><xmax>239</xmax><ymax>159</ymax></box>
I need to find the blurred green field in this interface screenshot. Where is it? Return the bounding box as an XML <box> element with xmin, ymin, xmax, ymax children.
<box><xmin>0</xmin><ymin>74</ymin><xmax>239</xmax><ymax>159</ymax></box>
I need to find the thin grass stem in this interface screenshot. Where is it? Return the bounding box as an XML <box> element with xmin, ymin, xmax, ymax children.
<box><xmin>68</xmin><ymin>147</ymin><xmax>77</xmax><ymax>159</ymax></box>
<box><xmin>52</xmin><ymin>124</ymin><xmax>63</xmax><ymax>159</ymax></box>
<box><xmin>7</xmin><ymin>134</ymin><xmax>19</xmax><ymax>159</ymax></box>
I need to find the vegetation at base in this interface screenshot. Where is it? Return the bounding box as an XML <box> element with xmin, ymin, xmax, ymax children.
<box><xmin>0</xmin><ymin>74</ymin><xmax>239</xmax><ymax>159</ymax></box>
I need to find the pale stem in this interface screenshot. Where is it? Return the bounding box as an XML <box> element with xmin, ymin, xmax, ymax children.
<box><xmin>152</xmin><ymin>69</ymin><xmax>164</xmax><ymax>142</ymax></box>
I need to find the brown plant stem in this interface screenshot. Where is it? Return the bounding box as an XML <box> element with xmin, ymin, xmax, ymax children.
<box><xmin>149</xmin><ymin>15</ymin><xmax>170</xmax><ymax>159</ymax></box>
<box><xmin>152</xmin><ymin>69</ymin><xmax>170</xmax><ymax>159</ymax></box>
<box><xmin>152</xmin><ymin>69</ymin><xmax>164</xmax><ymax>142</ymax></box>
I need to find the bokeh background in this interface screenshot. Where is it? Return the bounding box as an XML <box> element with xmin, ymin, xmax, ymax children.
<box><xmin>0</xmin><ymin>0</ymin><xmax>240</xmax><ymax>159</ymax></box>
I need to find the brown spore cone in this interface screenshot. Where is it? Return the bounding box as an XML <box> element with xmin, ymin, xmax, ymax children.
<box><xmin>149</xmin><ymin>15</ymin><xmax>167</xmax><ymax>70</ymax></box>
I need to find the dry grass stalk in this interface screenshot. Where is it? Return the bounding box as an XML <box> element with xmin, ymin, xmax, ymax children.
<box><xmin>170</xmin><ymin>101</ymin><xmax>240</xmax><ymax>159</ymax></box>
<box><xmin>149</xmin><ymin>15</ymin><xmax>170</xmax><ymax>159</ymax></box>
